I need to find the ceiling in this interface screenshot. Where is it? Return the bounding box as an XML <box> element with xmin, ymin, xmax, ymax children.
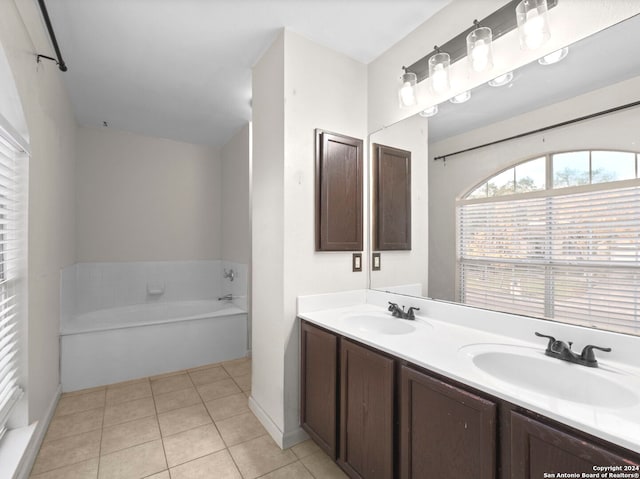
<box><xmin>428</xmin><ymin>13</ymin><xmax>640</xmax><ymax>143</ymax></box>
<box><xmin>46</xmin><ymin>0</ymin><xmax>451</xmax><ymax>147</ymax></box>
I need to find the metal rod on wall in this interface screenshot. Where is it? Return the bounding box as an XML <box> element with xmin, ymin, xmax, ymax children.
<box><xmin>433</xmin><ymin>99</ymin><xmax>640</xmax><ymax>161</ymax></box>
<box><xmin>37</xmin><ymin>0</ymin><xmax>68</xmax><ymax>72</ymax></box>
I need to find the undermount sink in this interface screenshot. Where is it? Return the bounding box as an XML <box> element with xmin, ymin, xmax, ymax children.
<box><xmin>461</xmin><ymin>344</ymin><xmax>639</xmax><ymax>408</ymax></box>
<box><xmin>341</xmin><ymin>312</ymin><xmax>418</xmax><ymax>335</ymax></box>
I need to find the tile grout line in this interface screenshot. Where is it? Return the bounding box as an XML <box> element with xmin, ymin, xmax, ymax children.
<box><xmin>96</xmin><ymin>387</ymin><xmax>107</xmax><ymax>479</ymax></box>
<box><xmin>150</xmin><ymin>375</ymin><xmax>171</xmax><ymax>477</ymax></box>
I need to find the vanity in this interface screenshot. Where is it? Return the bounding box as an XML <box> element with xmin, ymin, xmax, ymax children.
<box><xmin>298</xmin><ymin>291</ymin><xmax>640</xmax><ymax>479</ymax></box>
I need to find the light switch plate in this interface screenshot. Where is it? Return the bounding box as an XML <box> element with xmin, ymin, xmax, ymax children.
<box><xmin>372</xmin><ymin>252</ymin><xmax>381</xmax><ymax>271</ymax></box>
<box><xmin>352</xmin><ymin>253</ymin><xmax>362</xmax><ymax>272</ymax></box>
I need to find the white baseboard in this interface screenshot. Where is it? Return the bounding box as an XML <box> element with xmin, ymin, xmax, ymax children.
<box><xmin>248</xmin><ymin>396</ymin><xmax>308</xmax><ymax>450</ymax></box>
<box><xmin>15</xmin><ymin>384</ymin><xmax>61</xmax><ymax>479</ymax></box>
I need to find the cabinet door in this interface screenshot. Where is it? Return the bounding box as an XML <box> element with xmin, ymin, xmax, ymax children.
<box><xmin>340</xmin><ymin>339</ymin><xmax>395</xmax><ymax>479</ymax></box>
<box><xmin>510</xmin><ymin>412</ymin><xmax>640</xmax><ymax>478</ymax></box>
<box><xmin>400</xmin><ymin>365</ymin><xmax>497</xmax><ymax>479</ymax></box>
<box><xmin>300</xmin><ymin>321</ymin><xmax>338</xmax><ymax>458</ymax></box>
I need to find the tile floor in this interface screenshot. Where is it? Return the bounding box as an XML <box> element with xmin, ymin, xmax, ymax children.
<box><xmin>30</xmin><ymin>357</ymin><xmax>347</xmax><ymax>479</ymax></box>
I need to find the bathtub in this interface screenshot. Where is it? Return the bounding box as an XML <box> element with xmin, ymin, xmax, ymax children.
<box><xmin>61</xmin><ymin>300</ymin><xmax>248</xmax><ymax>392</ymax></box>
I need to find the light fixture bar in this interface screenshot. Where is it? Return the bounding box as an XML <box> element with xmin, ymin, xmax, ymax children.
<box><xmin>405</xmin><ymin>0</ymin><xmax>557</xmax><ymax>82</ymax></box>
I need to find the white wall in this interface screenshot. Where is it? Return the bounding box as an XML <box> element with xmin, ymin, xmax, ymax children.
<box><xmin>251</xmin><ymin>31</ymin><xmax>286</xmax><ymax>437</ymax></box>
<box><xmin>251</xmin><ymin>29</ymin><xmax>368</xmax><ymax>445</ymax></box>
<box><xmin>221</xmin><ymin>123</ymin><xmax>251</xmax><ymax>265</ymax></box>
<box><xmin>428</xmin><ymin>75</ymin><xmax>640</xmax><ymax>302</ymax></box>
<box><xmin>0</xmin><ymin>0</ymin><xmax>76</xmax><ymax>435</ymax></box>
<box><xmin>369</xmin><ymin>114</ymin><xmax>428</xmax><ymax>295</ymax></box>
<box><xmin>367</xmin><ymin>0</ymin><xmax>640</xmax><ymax>134</ymax></box>
<box><xmin>76</xmin><ymin>126</ymin><xmax>221</xmax><ymax>262</ymax></box>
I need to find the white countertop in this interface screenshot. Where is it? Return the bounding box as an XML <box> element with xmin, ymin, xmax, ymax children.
<box><xmin>298</xmin><ymin>291</ymin><xmax>640</xmax><ymax>454</ymax></box>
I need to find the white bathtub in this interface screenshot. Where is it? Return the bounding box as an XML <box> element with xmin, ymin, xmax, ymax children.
<box><xmin>61</xmin><ymin>300</ymin><xmax>248</xmax><ymax>391</ymax></box>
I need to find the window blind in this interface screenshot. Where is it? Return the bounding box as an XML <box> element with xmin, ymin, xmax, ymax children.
<box><xmin>0</xmin><ymin>128</ymin><xmax>24</xmax><ymax>441</ymax></box>
<box><xmin>457</xmin><ymin>185</ymin><xmax>640</xmax><ymax>336</ymax></box>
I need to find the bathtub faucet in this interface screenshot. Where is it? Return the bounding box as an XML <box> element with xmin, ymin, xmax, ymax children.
<box><xmin>218</xmin><ymin>294</ymin><xmax>233</xmax><ymax>302</ymax></box>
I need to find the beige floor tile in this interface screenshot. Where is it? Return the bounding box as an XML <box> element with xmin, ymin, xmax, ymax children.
<box><xmin>222</xmin><ymin>358</ymin><xmax>250</xmax><ymax>378</ymax></box>
<box><xmin>55</xmin><ymin>390</ymin><xmax>106</xmax><ymax>417</ymax></box>
<box><xmin>44</xmin><ymin>408</ymin><xmax>103</xmax><ymax>442</ymax></box>
<box><xmin>229</xmin><ymin>435</ymin><xmax>296</xmax><ymax>479</ymax></box>
<box><xmin>31</xmin><ymin>430</ymin><xmax>101</xmax><ymax>475</ymax></box>
<box><xmin>154</xmin><ymin>386</ymin><xmax>201</xmax><ymax>414</ymax></box>
<box><xmin>196</xmin><ymin>378</ymin><xmax>240</xmax><ymax>401</ymax></box>
<box><xmin>162</xmin><ymin>423</ymin><xmax>226</xmax><ymax>467</ymax></box>
<box><xmin>61</xmin><ymin>385</ymin><xmax>106</xmax><ymax>398</ymax></box>
<box><xmin>204</xmin><ymin>393</ymin><xmax>249</xmax><ymax>421</ymax></box>
<box><xmin>98</xmin><ymin>439</ymin><xmax>166</xmax><ymax>479</ymax></box>
<box><xmin>215</xmin><ymin>412</ymin><xmax>268</xmax><ymax>447</ymax></box>
<box><xmin>188</xmin><ymin>362</ymin><xmax>223</xmax><ymax>373</ymax></box>
<box><xmin>291</xmin><ymin>439</ymin><xmax>322</xmax><ymax>460</ymax></box>
<box><xmin>103</xmin><ymin>397</ymin><xmax>156</xmax><ymax>427</ymax></box>
<box><xmin>106</xmin><ymin>380</ymin><xmax>152</xmax><ymax>405</ymax></box>
<box><xmin>300</xmin><ymin>450</ymin><xmax>349</xmax><ymax>479</ymax></box>
<box><xmin>149</xmin><ymin>368</ymin><xmax>186</xmax><ymax>380</ymax></box>
<box><xmin>29</xmin><ymin>457</ymin><xmax>98</xmax><ymax>479</ymax></box>
<box><xmin>169</xmin><ymin>450</ymin><xmax>241</xmax><ymax>479</ymax></box>
<box><xmin>151</xmin><ymin>373</ymin><xmax>193</xmax><ymax>395</ymax></box>
<box><xmin>232</xmin><ymin>373</ymin><xmax>251</xmax><ymax>392</ymax></box>
<box><xmin>188</xmin><ymin>365</ymin><xmax>229</xmax><ymax>386</ymax></box>
<box><xmin>259</xmin><ymin>461</ymin><xmax>314</xmax><ymax>479</ymax></box>
<box><xmin>157</xmin><ymin>403</ymin><xmax>212</xmax><ymax>437</ymax></box>
<box><xmin>144</xmin><ymin>471</ymin><xmax>170</xmax><ymax>479</ymax></box>
<box><xmin>101</xmin><ymin>415</ymin><xmax>160</xmax><ymax>455</ymax></box>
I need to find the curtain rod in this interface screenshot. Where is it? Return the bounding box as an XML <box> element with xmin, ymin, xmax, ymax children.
<box><xmin>433</xmin><ymin>99</ymin><xmax>640</xmax><ymax>161</ymax></box>
<box><xmin>37</xmin><ymin>0</ymin><xmax>67</xmax><ymax>72</ymax></box>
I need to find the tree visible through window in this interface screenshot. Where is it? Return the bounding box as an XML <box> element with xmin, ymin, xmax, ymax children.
<box><xmin>457</xmin><ymin>151</ymin><xmax>640</xmax><ymax>336</ymax></box>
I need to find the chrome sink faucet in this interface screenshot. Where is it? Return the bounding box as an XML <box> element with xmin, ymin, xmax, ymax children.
<box><xmin>387</xmin><ymin>302</ymin><xmax>420</xmax><ymax>320</ymax></box>
<box><xmin>535</xmin><ymin>332</ymin><xmax>611</xmax><ymax>368</ymax></box>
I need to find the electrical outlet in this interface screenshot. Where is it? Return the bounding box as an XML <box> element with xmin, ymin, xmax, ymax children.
<box><xmin>372</xmin><ymin>252</ymin><xmax>381</xmax><ymax>271</ymax></box>
<box><xmin>352</xmin><ymin>253</ymin><xmax>362</xmax><ymax>272</ymax></box>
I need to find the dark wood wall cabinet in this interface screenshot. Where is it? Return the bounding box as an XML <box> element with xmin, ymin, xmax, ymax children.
<box><xmin>372</xmin><ymin>143</ymin><xmax>411</xmax><ymax>250</ymax></box>
<box><xmin>299</xmin><ymin>319</ymin><xmax>640</xmax><ymax>479</ymax></box>
<box><xmin>316</xmin><ymin>129</ymin><xmax>363</xmax><ymax>251</ymax></box>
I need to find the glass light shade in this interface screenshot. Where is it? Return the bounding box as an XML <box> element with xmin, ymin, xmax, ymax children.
<box><xmin>450</xmin><ymin>91</ymin><xmax>471</xmax><ymax>104</ymax></box>
<box><xmin>516</xmin><ymin>0</ymin><xmax>551</xmax><ymax>50</ymax></box>
<box><xmin>538</xmin><ymin>47</ymin><xmax>569</xmax><ymax>65</ymax></box>
<box><xmin>429</xmin><ymin>52</ymin><xmax>451</xmax><ymax>95</ymax></box>
<box><xmin>398</xmin><ymin>70</ymin><xmax>418</xmax><ymax>108</ymax></box>
<box><xmin>466</xmin><ymin>26</ymin><xmax>493</xmax><ymax>72</ymax></box>
<box><xmin>419</xmin><ymin>105</ymin><xmax>438</xmax><ymax>118</ymax></box>
<box><xmin>488</xmin><ymin>71</ymin><xmax>514</xmax><ymax>87</ymax></box>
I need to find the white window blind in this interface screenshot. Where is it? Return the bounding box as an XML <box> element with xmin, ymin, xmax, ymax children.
<box><xmin>0</xmin><ymin>127</ymin><xmax>25</xmax><ymax>441</ymax></box>
<box><xmin>457</xmin><ymin>184</ymin><xmax>640</xmax><ymax>336</ymax></box>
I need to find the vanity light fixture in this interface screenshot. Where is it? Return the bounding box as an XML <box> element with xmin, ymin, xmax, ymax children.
<box><xmin>488</xmin><ymin>71</ymin><xmax>514</xmax><ymax>87</ymax></box>
<box><xmin>398</xmin><ymin>67</ymin><xmax>418</xmax><ymax>108</ymax></box>
<box><xmin>429</xmin><ymin>47</ymin><xmax>451</xmax><ymax>95</ymax></box>
<box><xmin>419</xmin><ymin>105</ymin><xmax>438</xmax><ymax>118</ymax></box>
<box><xmin>466</xmin><ymin>21</ymin><xmax>493</xmax><ymax>73</ymax></box>
<box><xmin>449</xmin><ymin>91</ymin><xmax>471</xmax><ymax>104</ymax></box>
<box><xmin>397</xmin><ymin>0</ymin><xmax>556</xmax><ymax>110</ymax></box>
<box><xmin>538</xmin><ymin>47</ymin><xmax>569</xmax><ymax>65</ymax></box>
<box><xmin>516</xmin><ymin>0</ymin><xmax>551</xmax><ymax>50</ymax></box>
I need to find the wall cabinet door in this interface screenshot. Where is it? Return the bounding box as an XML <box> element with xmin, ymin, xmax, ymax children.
<box><xmin>510</xmin><ymin>412</ymin><xmax>640</xmax><ymax>478</ymax></box>
<box><xmin>300</xmin><ymin>321</ymin><xmax>339</xmax><ymax>458</ymax></box>
<box><xmin>339</xmin><ymin>339</ymin><xmax>395</xmax><ymax>479</ymax></box>
<box><xmin>400</xmin><ymin>365</ymin><xmax>497</xmax><ymax>479</ymax></box>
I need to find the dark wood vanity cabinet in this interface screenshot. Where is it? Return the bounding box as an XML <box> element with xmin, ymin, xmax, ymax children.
<box><xmin>399</xmin><ymin>365</ymin><xmax>497</xmax><ymax>479</ymax></box>
<box><xmin>300</xmin><ymin>321</ymin><xmax>339</xmax><ymax>458</ymax></box>
<box><xmin>339</xmin><ymin>339</ymin><xmax>395</xmax><ymax>479</ymax></box>
<box><xmin>510</xmin><ymin>412</ymin><xmax>640</xmax><ymax>478</ymax></box>
<box><xmin>300</xmin><ymin>320</ymin><xmax>640</xmax><ymax>479</ymax></box>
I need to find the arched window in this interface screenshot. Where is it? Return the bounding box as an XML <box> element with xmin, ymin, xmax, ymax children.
<box><xmin>457</xmin><ymin>150</ymin><xmax>640</xmax><ymax>336</ymax></box>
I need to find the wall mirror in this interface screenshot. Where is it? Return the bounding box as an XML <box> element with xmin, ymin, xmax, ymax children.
<box><xmin>368</xmin><ymin>14</ymin><xmax>640</xmax><ymax>335</ymax></box>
